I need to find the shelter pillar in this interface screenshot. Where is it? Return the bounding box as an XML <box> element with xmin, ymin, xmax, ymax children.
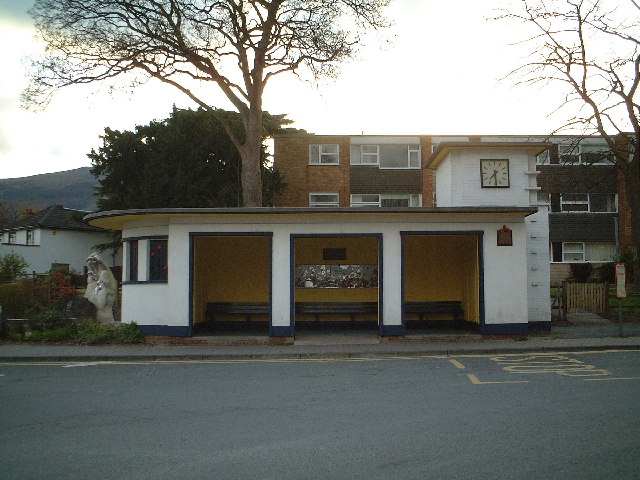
<box><xmin>270</xmin><ymin>231</ymin><xmax>293</xmax><ymax>337</ymax></box>
<box><xmin>380</xmin><ymin>231</ymin><xmax>404</xmax><ymax>336</ymax></box>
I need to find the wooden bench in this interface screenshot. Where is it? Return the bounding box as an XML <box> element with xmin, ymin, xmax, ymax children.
<box><xmin>295</xmin><ymin>302</ymin><xmax>378</xmax><ymax>323</ymax></box>
<box><xmin>205</xmin><ymin>302</ymin><xmax>270</xmax><ymax>323</ymax></box>
<box><xmin>403</xmin><ymin>301</ymin><xmax>464</xmax><ymax>322</ymax></box>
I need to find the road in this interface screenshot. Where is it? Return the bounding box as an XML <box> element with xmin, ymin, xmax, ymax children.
<box><xmin>1</xmin><ymin>350</ymin><xmax>639</xmax><ymax>480</ymax></box>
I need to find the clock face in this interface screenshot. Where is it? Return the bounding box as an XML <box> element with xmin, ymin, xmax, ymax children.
<box><xmin>480</xmin><ymin>159</ymin><xmax>510</xmax><ymax>188</ymax></box>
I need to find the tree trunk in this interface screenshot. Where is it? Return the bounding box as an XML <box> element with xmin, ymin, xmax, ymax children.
<box><xmin>623</xmin><ymin>158</ymin><xmax>640</xmax><ymax>286</ymax></box>
<box><xmin>238</xmin><ymin>109</ymin><xmax>264</xmax><ymax>207</ymax></box>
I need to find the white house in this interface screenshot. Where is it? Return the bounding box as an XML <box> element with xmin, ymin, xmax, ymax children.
<box><xmin>0</xmin><ymin>205</ymin><xmax>120</xmax><ymax>274</ymax></box>
<box><xmin>84</xmin><ymin>142</ymin><xmax>551</xmax><ymax>338</ymax></box>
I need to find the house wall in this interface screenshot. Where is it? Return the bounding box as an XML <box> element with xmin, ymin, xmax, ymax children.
<box><xmin>0</xmin><ymin>228</ymin><xmax>119</xmax><ymax>273</ymax></box>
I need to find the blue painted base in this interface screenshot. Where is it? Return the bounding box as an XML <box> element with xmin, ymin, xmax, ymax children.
<box><xmin>379</xmin><ymin>324</ymin><xmax>405</xmax><ymax>336</ymax></box>
<box><xmin>270</xmin><ymin>325</ymin><xmax>295</xmax><ymax>337</ymax></box>
<box><xmin>529</xmin><ymin>321</ymin><xmax>552</xmax><ymax>332</ymax></box>
<box><xmin>138</xmin><ymin>325</ymin><xmax>192</xmax><ymax>337</ymax></box>
<box><xmin>481</xmin><ymin>323</ymin><xmax>529</xmax><ymax>335</ymax></box>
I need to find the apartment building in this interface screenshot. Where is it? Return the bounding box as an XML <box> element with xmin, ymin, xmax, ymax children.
<box><xmin>274</xmin><ymin>134</ymin><xmax>627</xmax><ymax>284</ymax></box>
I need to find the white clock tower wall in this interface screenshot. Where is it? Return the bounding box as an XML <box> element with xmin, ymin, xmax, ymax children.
<box><xmin>432</xmin><ymin>144</ymin><xmax>552</xmax><ymax>331</ymax></box>
<box><xmin>435</xmin><ymin>148</ymin><xmax>533</xmax><ymax>207</ymax></box>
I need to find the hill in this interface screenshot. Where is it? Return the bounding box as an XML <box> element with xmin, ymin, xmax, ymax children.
<box><xmin>0</xmin><ymin>167</ymin><xmax>98</xmax><ymax>212</ymax></box>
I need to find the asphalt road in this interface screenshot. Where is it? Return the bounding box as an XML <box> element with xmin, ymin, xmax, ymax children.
<box><xmin>1</xmin><ymin>351</ymin><xmax>639</xmax><ymax>480</ymax></box>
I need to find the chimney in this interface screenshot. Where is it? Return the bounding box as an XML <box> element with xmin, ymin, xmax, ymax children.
<box><xmin>22</xmin><ymin>208</ymin><xmax>34</xmax><ymax>218</ymax></box>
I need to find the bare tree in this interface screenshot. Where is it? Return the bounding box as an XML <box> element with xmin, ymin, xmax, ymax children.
<box><xmin>498</xmin><ymin>0</ymin><xmax>640</xmax><ymax>282</ymax></box>
<box><xmin>22</xmin><ymin>0</ymin><xmax>391</xmax><ymax>206</ymax></box>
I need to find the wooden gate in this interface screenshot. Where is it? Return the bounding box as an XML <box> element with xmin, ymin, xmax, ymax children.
<box><xmin>563</xmin><ymin>282</ymin><xmax>609</xmax><ymax>314</ymax></box>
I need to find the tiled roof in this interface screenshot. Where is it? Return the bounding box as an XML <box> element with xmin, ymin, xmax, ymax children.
<box><xmin>2</xmin><ymin>205</ymin><xmax>102</xmax><ymax>232</ymax></box>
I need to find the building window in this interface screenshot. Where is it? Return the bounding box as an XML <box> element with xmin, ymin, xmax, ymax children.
<box><xmin>350</xmin><ymin>194</ymin><xmax>381</xmax><ymax>207</ymax></box>
<box><xmin>554</xmin><ymin>242</ymin><xmax>616</xmax><ymax>262</ymax></box>
<box><xmin>360</xmin><ymin>145</ymin><xmax>379</xmax><ymax>165</ymax></box>
<box><xmin>560</xmin><ymin>194</ymin><xmax>589</xmax><ymax>212</ymax></box>
<box><xmin>558</xmin><ymin>143</ymin><xmax>612</xmax><ymax>165</ymax></box>
<box><xmin>149</xmin><ymin>239</ymin><xmax>168</xmax><ymax>282</ymax></box>
<box><xmin>351</xmin><ymin>194</ymin><xmax>422</xmax><ymax>207</ymax></box>
<box><xmin>309</xmin><ymin>144</ymin><xmax>339</xmax><ymax>165</ymax></box>
<box><xmin>7</xmin><ymin>232</ymin><xmax>16</xmax><ymax>244</ymax></box>
<box><xmin>560</xmin><ymin>193</ymin><xmax>617</xmax><ymax>212</ymax></box>
<box><xmin>26</xmin><ymin>230</ymin><xmax>35</xmax><ymax>245</ymax></box>
<box><xmin>408</xmin><ymin>145</ymin><xmax>421</xmax><ymax>168</ymax></box>
<box><xmin>309</xmin><ymin>192</ymin><xmax>340</xmax><ymax>207</ymax></box>
<box><xmin>379</xmin><ymin>144</ymin><xmax>421</xmax><ymax>169</ymax></box>
<box><xmin>562</xmin><ymin>242</ymin><xmax>585</xmax><ymax>262</ymax></box>
<box><xmin>536</xmin><ymin>149</ymin><xmax>550</xmax><ymax>165</ymax></box>
<box><xmin>589</xmin><ymin>194</ymin><xmax>617</xmax><ymax>212</ymax></box>
<box><xmin>351</xmin><ymin>144</ymin><xmax>421</xmax><ymax>168</ymax></box>
<box><xmin>128</xmin><ymin>240</ymin><xmax>138</xmax><ymax>282</ymax></box>
<box><xmin>537</xmin><ymin>193</ymin><xmax>551</xmax><ymax>206</ymax></box>
<box><xmin>381</xmin><ymin>194</ymin><xmax>422</xmax><ymax>207</ymax></box>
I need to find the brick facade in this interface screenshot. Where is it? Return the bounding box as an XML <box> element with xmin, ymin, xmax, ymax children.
<box><xmin>274</xmin><ymin>135</ymin><xmax>433</xmax><ymax>207</ymax></box>
<box><xmin>274</xmin><ymin>136</ymin><xmax>351</xmax><ymax>207</ymax></box>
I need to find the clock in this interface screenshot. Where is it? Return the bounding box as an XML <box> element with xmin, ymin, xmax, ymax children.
<box><xmin>480</xmin><ymin>159</ymin><xmax>510</xmax><ymax>188</ymax></box>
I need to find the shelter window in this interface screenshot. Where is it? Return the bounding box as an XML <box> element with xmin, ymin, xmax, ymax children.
<box><xmin>149</xmin><ymin>239</ymin><xmax>168</xmax><ymax>282</ymax></box>
<box><xmin>128</xmin><ymin>240</ymin><xmax>138</xmax><ymax>282</ymax></box>
<box><xmin>309</xmin><ymin>193</ymin><xmax>340</xmax><ymax>207</ymax></box>
<box><xmin>309</xmin><ymin>144</ymin><xmax>339</xmax><ymax>164</ymax></box>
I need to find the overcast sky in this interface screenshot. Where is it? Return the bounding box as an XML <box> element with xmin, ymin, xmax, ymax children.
<box><xmin>0</xmin><ymin>0</ymin><xmax>568</xmax><ymax>180</ymax></box>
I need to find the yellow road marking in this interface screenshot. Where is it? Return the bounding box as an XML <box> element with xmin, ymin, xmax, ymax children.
<box><xmin>0</xmin><ymin>349</ymin><xmax>637</xmax><ymax>368</ymax></box>
<box><xmin>449</xmin><ymin>359</ymin><xmax>466</xmax><ymax>369</ymax></box>
<box><xmin>467</xmin><ymin>374</ymin><xmax>529</xmax><ymax>385</ymax></box>
<box><xmin>584</xmin><ymin>377</ymin><xmax>640</xmax><ymax>382</ymax></box>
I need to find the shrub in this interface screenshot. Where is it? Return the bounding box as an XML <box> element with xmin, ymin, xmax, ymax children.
<box><xmin>569</xmin><ymin>263</ymin><xmax>593</xmax><ymax>283</ymax></box>
<box><xmin>595</xmin><ymin>262</ymin><xmax>614</xmax><ymax>283</ymax></box>
<box><xmin>0</xmin><ymin>252</ymin><xmax>29</xmax><ymax>281</ymax></box>
<box><xmin>76</xmin><ymin>321</ymin><xmax>144</xmax><ymax>345</ymax></box>
<box><xmin>0</xmin><ymin>282</ymin><xmax>33</xmax><ymax>317</ymax></box>
<box><xmin>47</xmin><ymin>272</ymin><xmax>78</xmax><ymax>311</ymax></box>
<box><xmin>13</xmin><ymin>321</ymin><xmax>144</xmax><ymax>344</ymax></box>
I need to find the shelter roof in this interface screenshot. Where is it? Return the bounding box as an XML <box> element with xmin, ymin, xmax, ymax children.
<box><xmin>84</xmin><ymin>206</ymin><xmax>538</xmax><ymax>231</ymax></box>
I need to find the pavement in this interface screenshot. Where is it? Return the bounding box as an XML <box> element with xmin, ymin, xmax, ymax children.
<box><xmin>1</xmin><ymin>313</ymin><xmax>639</xmax><ymax>362</ymax></box>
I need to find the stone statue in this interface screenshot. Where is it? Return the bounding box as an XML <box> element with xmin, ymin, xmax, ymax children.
<box><xmin>84</xmin><ymin>253</ymin><xmax>118</xmax><ymax>324</ymax></box>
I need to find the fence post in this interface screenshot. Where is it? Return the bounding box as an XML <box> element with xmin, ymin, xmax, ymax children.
<box><xmin>561</xmin><ymin>281</ymin><xmax>567</xmax><ymax>321</ymax></box>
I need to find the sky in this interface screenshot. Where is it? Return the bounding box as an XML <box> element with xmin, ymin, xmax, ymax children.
<box><xmin>0</xmin><ymin>0</ymin><xmax>569</xmax><ymax>180</ymax></box>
